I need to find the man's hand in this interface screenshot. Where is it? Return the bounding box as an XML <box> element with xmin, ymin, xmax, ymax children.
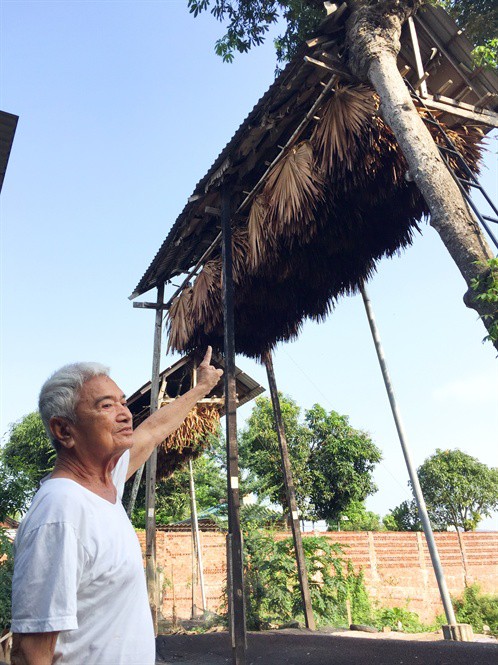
<box><xmin>127</xmin><ymin>347</ymin><xmax>223</xmax><ymax>480</ymax></box>
<box><xmin>196</xmin><ymin>346</ymin><xmax>224</xmax><ymax>392</ymax></box>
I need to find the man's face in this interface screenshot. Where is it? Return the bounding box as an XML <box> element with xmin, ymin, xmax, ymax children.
<box><xmin>69</xmin><ymin>375</ymin><xmax>134</xmax><ymax>460</ymax></box>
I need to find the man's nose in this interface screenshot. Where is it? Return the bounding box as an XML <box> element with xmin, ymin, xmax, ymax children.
<box><xmin>118</xmin><ymin>403</ymin><xmax>132</xmax><ymax>421</ymax></box>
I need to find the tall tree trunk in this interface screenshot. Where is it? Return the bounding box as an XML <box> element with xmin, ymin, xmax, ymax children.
<box><xmin>346</xmin><ymin>0</ymin><xmax>497</xmax><ymax>350</ymax></box>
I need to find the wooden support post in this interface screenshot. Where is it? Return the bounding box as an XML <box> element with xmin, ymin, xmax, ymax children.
<box><xmin>264</xmin><ymin>354</ymin><xmax>316</xmax><ymax>631</ymax></box>
<box><xmin>221</xmin><ymin>184</ymin><xmax>247</xmax><ymax>665</ymax></box>
<box><xmin>145</xmin><ymin>281</ymin><xmax>165</xmax><ymax>634</ymax></box>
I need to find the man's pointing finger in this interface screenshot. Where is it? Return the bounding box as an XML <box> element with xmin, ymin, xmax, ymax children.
<box><xmin>201</xmin><ymin>345</ymin><xmax>213</xmax><ymax>366</ymax></box>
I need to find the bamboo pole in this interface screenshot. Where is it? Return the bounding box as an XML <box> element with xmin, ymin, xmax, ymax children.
<box><xmin>145</xmin><ymin>281</ymin><xmax>165</xmax><ymax>633</ymax></box>
<box><xmin>359</xmin><ymin>283</ymin><xmax>457</xmax><ymax>626</ymax></box>
<box><xmin>189</xmin><ymin>458</ymin><xmax>207</xmax><ymax>615</ymax></box>
<box><xmin>264</xmin><ymin>354</ymin><xmax>316</xmax><ymax>630</ymax></box>
<box><xmin>221</xmin><ymin>184</ymin><xmax>247</xmax><ymax>665</ymax></box>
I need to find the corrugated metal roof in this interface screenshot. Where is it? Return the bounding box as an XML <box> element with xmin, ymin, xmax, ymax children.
<box><xmin>129</xmin><ymin>53</ymin><xmax>305</xmax><ymax>299</ymax></box>
<box><xmin>0</xmin><ymin>111</ymin><xmax>19</xmax><ymax>194</ymax></box>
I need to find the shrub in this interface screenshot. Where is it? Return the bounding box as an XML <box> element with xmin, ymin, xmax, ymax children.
<box><xmin>0</xmin><ymin>529</ymin><xmax>14</xmax><ymax>632</ymax></box>
<box><xmin>453</xmin><ymin>584</ymin><xmax>498</xmax><ymax>635</ymax></box>
<box><xmin>375</xmin><ymin>606</ymin><xmax>425</xmax><ymax>633</ymax></box>
<box><xmin>242</xmin><ymin>526</ymin><xmax>373</xmax><ymax>629</ymax></box>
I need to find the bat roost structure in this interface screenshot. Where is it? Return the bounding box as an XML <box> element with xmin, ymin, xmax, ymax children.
<box><xmin>131</xmin><ymin>3</ymin><xmax>498</xmax><ymax>662</ymax></box>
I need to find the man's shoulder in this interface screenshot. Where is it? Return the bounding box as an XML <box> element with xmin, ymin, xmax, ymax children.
<box><xmin>17</xmin><ymin>479</ymin><xmax>93</xmax><ymax>538</ymax></box>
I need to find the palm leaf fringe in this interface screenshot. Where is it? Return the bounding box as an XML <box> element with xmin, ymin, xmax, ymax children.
<box><xmin>156</xmin><ymin>403</ymin><xmax>220</xmax><ymax>480</ymax></box>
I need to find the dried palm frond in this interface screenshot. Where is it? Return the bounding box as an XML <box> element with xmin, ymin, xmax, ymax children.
<box><xmin>166</xmin><ymin>286</ymin><xmax>194</xmax><ymax>353</ymax></box>
<box><xmin>156</xmin><ymin>403</ymin><xmax>221</xmax><ymax>480</ymax></box>
<box><xmin>191</xmin><ymin>261</ymin><xmax>221</xmax><ymax>322</ymax></box>
<box><xmin>248</xmin><ymin>193</ymin><xmax>271</xmax><ymax>268</ymax></box>
<box><xmin>432</xmin><ymin>124</ymin><xmax>483</xmax><ymax>181</ymax></box>
<box><xmin>312</xmin><ymin>84</ymin><xmax>377</xmax><ymax>175</ymax></box>
<box><xmin>232</xmin><ymin>228</ymin><xmax>251</xmax><ymax>284</ymax></box>
<box><xmin>265</xmin><ymin>140</ymin><xmax>323</xmax><ymax>231</ymax></box>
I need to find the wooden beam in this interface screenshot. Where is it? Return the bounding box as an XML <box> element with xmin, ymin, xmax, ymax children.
<box><xmin>475</xmin><ymin>92</ymin><xmax>498</xmax><ymax>109</ymax></box>
<box><xmin>265</xmin><ymin>354</ymin><xmax>316</xmax><ymax>631</ymax></box>
<box><xmin>435</xmin><ymin>79</ymin><xmax>453</xmax><ymax>96</ymax></box>
<box><xmin>304</xmin><ymin>55</ymin><xmax>335</xmax><ymax>73</ymax></box>
<box><xmin>413</xmin><ymin>71</ymin><xmax>430</xmax><ymax>92</ymax></box>
<box><xmin>221</xmin><ymin>185</ymin><xmax>247</xmax><ymax>665</ymax></box>
<box><xmin>423</xmin><ymin>97</ymin><xmax>498</xmax><ymax>128</ymax></box>
<box><xmin>132</xmin><ymin>301</ymin><xmax>169</xmax><ymax>310</ymax></box>
<box><xmin>408</xmin><ymin>17</ymin><xmax>428</xmax><ymax>98</ymax></box>
<box><xmin>414</xmin><ymin>15</ymin><xmax>478</xmax><ymax>95</ymax></box>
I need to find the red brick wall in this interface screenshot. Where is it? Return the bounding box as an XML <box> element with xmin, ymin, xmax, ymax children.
<box><xmin>137</xmin><ymin>531</ymin><xmax>498</xmax><ymax>623</ymax></box>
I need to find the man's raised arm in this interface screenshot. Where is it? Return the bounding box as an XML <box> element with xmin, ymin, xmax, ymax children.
<box><xmin>127</xmin><ymin>347</ymin><xmax>223</xmax><ymax>480</ymax></box>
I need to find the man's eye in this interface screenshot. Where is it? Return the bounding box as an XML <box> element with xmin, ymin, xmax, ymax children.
<box><xmin>102</xmin><ymin>403</ymin><xmax>113</xmax><ymax>409</ymax></box>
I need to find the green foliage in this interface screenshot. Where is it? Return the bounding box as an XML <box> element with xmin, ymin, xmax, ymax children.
<box><xmin>188</xmin><ymin>0</ymin><xmax>323</xmax><ymax>64</ymax></box>
<box><xmin>452</xmin><ymin>584</ymin><xmax>498</xmax><ymax>635</ymax></box>
<box><xmin>417</xmin><ymin>449</ymin><xmax>498</xmax><ymax>531</ymax></box>
<box><xmin>0</xmin><ymin>412</ymin><xmax>55</xmax><ymax>519</ymax></box>
<box><xmin>383</xmin><ymin>500</ymin><xmax>423</xmax><ymax>532</ymax></box>
<box><xmin>239</xmin><ymin>397</ymin><xmax>381</xmax><ymax>523</ymax></box>
<box><xmin>472</xmin><ymin>39</ymin><xmax>498</xmax><ymax>70</ymax></box>
<box><xmin>438</xmin><ymin>1</ymin><xmax>498</xmax><ymax>68</ymax></box>
<box><xmin>242</xmin><ymin>516</ymin><xmax>373</xmax><ymax>629</ymax></box>
<box><xmin>239</xmin><ymin>395</ymin><xmax>312</xmax><ymax>518</ymax></box>
<box><xmin>306</xmin><ymin>405</ymin><xmax>382</xmax><ymax>522</ymax></box>
<box><xmin>471</xmin><ymin>258</ymin><xmax>498</xmax><ymax>345</ymax></box>
<box><xmin>127</xmin><ymin>450</ymin><xmax>226</xmax><ymax>528</ymax></box>
<box><xmin>328</xmin><ymin>500</ymin><xmax>384</xmax><ymax>531</ymax></box>
<box><xmin>0</xmin><ymin>529</ymin><xmax>14</xmax><ymax>631</ymax></box>
<box><xmin>375</xmin><ymin>606</ymin><xmax>425</xmax><ymax>632</ymax></box>
<box><xmin>188</xmin><ymin>0</ymin><xmax>497</xmax><ymax>66</ymax></box>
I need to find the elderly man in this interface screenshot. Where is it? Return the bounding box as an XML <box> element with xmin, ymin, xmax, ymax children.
<box><xmin>11</xmin><ymin>348</ymin><xmax>222</xmax><ymax>665</ymax></box>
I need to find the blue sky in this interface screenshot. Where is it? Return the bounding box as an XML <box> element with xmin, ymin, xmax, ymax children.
<box><xmin>1</xmin><ymin>1</ymin><xmax>497</xmax><ymax>527</ymax></box>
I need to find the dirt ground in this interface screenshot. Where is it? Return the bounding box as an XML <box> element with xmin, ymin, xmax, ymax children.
<box><xmin>155</xmin><ymin>628</ymin><xmax>498</xmax><ymax>665</ymax></box>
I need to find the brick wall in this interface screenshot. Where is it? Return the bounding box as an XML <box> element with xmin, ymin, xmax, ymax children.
<box><xmin>137</xmin><ymin>530</ymin><xmax>498</xmax><ymax>623</ymax></box>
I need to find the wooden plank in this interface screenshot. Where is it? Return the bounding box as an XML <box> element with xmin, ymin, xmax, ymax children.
<box><xmin>424</xmin><ymin>99</ymin><xmax>498</xmax><ymax>127</ymax></box>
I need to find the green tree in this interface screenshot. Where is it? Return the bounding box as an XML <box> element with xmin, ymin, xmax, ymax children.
<box><xmin>439</xmin><ymin>1</ymin><xmax>498</xmax><ymax>67</ymax></box>
<box><xmin>188</xmin><ymin>0</ymin><xmax>497</xmax><ymax>67</ymax></box>
<box><xmin>186</xmin><ymin>0</ymin><xmax>497</xmax><ymax>349</ymax></box>
<box><xmin>126</xmin><ymin>447</ymin><xmax>226</xmax><ymax>527</ymax></box>
<box><xmin>0</xmin><ymin>412</ymin><xmax>55</xmax><ymax>519</ymax></box>
<box><xmin>329</xmin><ymin>499</ymin><xmax>384</xmax><ymax>531</ymax></box>
<box><xmin>417</xmin><ymin>448</ymin><xmax>498</xmax><ymax>531</ymax></box>
<box><xmin>239</xmin><ymin>397</ymin><xmax>381</xmax><ymax>523</ymax></box>
<box><xmin>239</xmin><ymin>395</ymin><xmax>312</xmax><ymax>517</ymax></box>
<box><xmin>306</xmin><ymin>405</ymin><xmax>381</xmax><ymax>522</ymax></box>
<box><xmin>383</xmin><ymin>499</ymin><xmax>423</xmax><ymax>531</ymax></box>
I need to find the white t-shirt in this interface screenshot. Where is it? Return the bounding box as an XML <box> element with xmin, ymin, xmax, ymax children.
<box><xmin>11</xmin><ymin>450</ymin><xmax>155</xmax><ymax>665</ymax></box>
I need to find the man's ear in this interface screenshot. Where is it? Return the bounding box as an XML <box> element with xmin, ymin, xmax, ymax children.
<box><xmin>49</xmin><ymin>417</ymin><xmax>75</xmax><ymax>449</ymax></box>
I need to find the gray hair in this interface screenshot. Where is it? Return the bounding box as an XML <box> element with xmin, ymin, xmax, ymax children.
<box><xmin>39</xmin><ymin>362</ymin><xmax>110</xmax><ymax>445</ymax></box>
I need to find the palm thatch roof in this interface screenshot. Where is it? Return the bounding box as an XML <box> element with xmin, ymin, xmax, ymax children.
<box><xmin>131</xmin><ymin>3</ymin><xmax>498</xmax><ymax>360</ymax></box>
